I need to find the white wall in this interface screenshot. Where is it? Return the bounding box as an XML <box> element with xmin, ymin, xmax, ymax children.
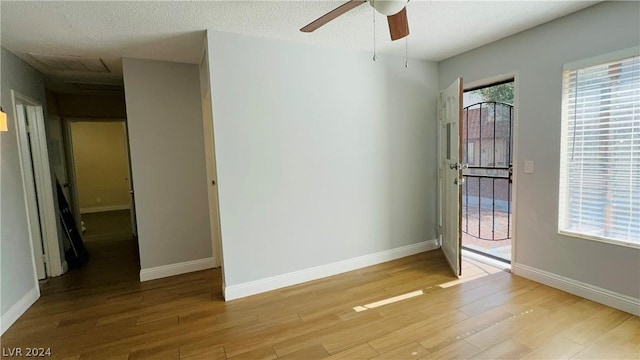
<box><xmin>122</xmin><ymin>58</ymin><xmax>213</xmax><ymax>275</ymax></box>
<box><xmin>207</xmin><ymin>31</ymin><xmax>439</xmax><ymax>291</ymax></box>
<box><xmin>439</xmin><ymin>1</ymin><xmax>640</xmax><ymax>299</ymax></box>
<box><xmin>0</xmin><ymin>48</ymin><xmax>45</xmax><ymax>330</ymax></box>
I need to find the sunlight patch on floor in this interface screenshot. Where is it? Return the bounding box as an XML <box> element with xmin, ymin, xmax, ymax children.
<box><xmin>353</xmin><ymin>290</ymin><xmax>424</xmax><ymax>312</ymax></box>
<box><xmin>352</xmin><ymin>257</ymin><xmax>504</xmax><ymax>312</ymax></box>
<box><xmin>438</xmin><ymin>257</ymin><xmax>504</xmax><ymax>288</ymax></box>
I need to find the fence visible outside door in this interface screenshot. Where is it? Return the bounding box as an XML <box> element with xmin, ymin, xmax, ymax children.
<box><xmin>461</xmin><ymin>101</ymin><xmax>513</xmax><ymax>262</ymax></box>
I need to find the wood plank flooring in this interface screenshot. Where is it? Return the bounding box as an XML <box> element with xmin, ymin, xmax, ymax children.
<box><xmin>1</xmin><ymin>239</ymin><xmax>638</xmax><ymax>359</ymax></box>
<box><xmin>81</xmin><ymin>210</ymin><xmax>133</xmax><ymax>242</ymax></box>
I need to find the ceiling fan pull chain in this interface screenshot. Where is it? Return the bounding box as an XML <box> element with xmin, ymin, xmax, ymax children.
<box><xmin>372</xmin><ymin>7</ymin><xmax>377</xmax><ymax>61</ymax></box>
<box><xmin>405</xmin><ymin>36</ymin><xmax>408</xmax><ymax>68</ymax></box>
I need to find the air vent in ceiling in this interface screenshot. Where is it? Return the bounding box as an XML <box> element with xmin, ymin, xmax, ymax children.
<box><xmin>28</xmin><ymin>53</ymin><xmax>109</xmax><ymax>73</ymax></box>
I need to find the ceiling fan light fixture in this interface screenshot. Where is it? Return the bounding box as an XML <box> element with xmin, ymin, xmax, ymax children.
<box><xmin>369</xmin><ymin>0</ymin><xmax>407</xmax><ymax>16</ymax></box>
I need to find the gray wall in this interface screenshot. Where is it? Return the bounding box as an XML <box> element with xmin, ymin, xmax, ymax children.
<box><xmin>122</xmin><ymin>58</ymin><xmax>212</xmax><ymax>270</ymax></box>
<box><xmin>439</xmin><ymin>1</ymin><xmax>640</xmax><ymax>298</ymax></box>
<box><xmin>207</xmin><ymin>31</ymin><xmax>439</xmax><ymax>287</ymax></box>
<box><xmin>0</xmin><ymin>48</ymin><xmax>46</xmax><ymax>315</ymax></box>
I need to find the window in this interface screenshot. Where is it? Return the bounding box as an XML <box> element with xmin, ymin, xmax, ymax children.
<box><xmin>559</xmin><ymin>49</ymin><xmax>640</xmax><ymax>247</ymax></box>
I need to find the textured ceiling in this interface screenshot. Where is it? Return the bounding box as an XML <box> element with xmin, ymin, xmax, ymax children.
<box><xmin>0</xmin><ymin>0</ymin><xmax>600</xmax><ymax>92</ymax></box>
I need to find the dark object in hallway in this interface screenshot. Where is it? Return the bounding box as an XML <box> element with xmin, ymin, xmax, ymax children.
<box><xmin>56</xmin><ymin>182</ymin><xmax>89</xmax><ymax>269</ymax></box>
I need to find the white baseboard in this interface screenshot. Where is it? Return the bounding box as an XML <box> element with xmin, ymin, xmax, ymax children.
<box><xmin>223</xmin><ymin>239</ymin><xmax>439</xmax><ymax>301</ymax></box>
<box><xmin>80</xmin><ymin>205</ymin><xmax>130</xmax><ymax>214</ymax></box>
<box><xmin>140</xmin><ymin>257</ymin><xmax>216</xmax><ymax>282</ymax></box>
<box><xmin>512</xmin><ymin>263</ymin><xmax>640</xmax><ymax>316</ymax></box>
<box><xmin>1</xmin><ymin>286</ymin><xmax>40</xmax><ymax>335</ymax></box>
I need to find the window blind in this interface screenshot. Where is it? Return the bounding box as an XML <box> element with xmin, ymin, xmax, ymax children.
<box><xmin>559</xmin><ymin>54</ymin><xmax>640</xmax><ymax>246</ymax></box>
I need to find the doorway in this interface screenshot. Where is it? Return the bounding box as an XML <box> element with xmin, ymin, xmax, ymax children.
<box><xmin>461</xmin><ymin>80</ymin><xmax>514</xmax><ymax>263</ymax></box>
<box><xmin>66</xmin><ymin>120</ymin><xmax>135</xmax><ymax>242</ymax></box>
<box><xmin>36</xmin><ymin>118</ymin><xmax>141</xmax><ymax>290</ymax></box>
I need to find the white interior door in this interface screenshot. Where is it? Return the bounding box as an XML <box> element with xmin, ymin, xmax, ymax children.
<box><xmin>46</xmin><ymin>116</ymin><xmax>69</xmax><ymax>197</ymax></box>
<box><xmin>200</xmin><ymin>48</ymin><xmax>222</xmax><ymax>268</ymax></box>
<box><xmin>13</xmin><ymin>91</ymin><xmax>64</xmax><ymax>279</ymax></box>
<box><xmin>16</xmin><ymin>104</ymin><xmax>47</xmax><ymax>280</ymax></box>
<box><xmin>122</xmin><ymin>122</ymin><xmax>138</xmax><ymax>237</ymax></box>
<box><xmin>202</xmin><ymin>89</ymin><xmax>222</xmax><ymax>267</ymax></box>
<box><xmin>439</xmin><ymin>78</ymin><xmax>463</xmax><ymax>277</ymax></box>
<box><xmin>62</xmin><ymin>120</ymin><xmax>83</xmax><ymax>229</ymax></box>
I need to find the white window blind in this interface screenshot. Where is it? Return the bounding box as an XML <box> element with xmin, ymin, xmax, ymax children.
<box><xmin>559</xmin><ymin>53</ymin><xmax>640</xmax><ymax>246</ymax></box>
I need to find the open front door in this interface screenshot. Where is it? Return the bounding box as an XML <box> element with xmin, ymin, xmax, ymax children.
<box><xmin>438</xmin><ymin>78</ymin><xmax>463</xmax><ymax>277</ymax></box>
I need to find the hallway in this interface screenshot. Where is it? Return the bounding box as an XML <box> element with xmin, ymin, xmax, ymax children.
<box><xmin>38</xmin><ymin>208</ymin><xmax>139</xmax><ymax>295</ymax></box>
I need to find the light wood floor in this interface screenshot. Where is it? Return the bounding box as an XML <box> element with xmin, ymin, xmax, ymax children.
<box><xmin>2</xmin><ymin>240</ymin><xmax>638</xmax><ymax>359</ymax></box>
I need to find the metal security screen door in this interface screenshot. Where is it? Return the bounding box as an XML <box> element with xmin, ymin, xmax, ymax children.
<box><xmin>461</xmin><ymin>99</ymin><xmax>513</xmax><ymax>262</ymax></box>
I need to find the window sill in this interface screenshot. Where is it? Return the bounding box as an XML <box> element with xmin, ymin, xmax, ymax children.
<box><xmin>558</xmin><ymin>230</ymin><xmax>640</xmax><ymax>250</ymax></box>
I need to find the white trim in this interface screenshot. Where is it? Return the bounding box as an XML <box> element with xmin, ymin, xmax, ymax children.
<box><xmin>139</xmin><ymin>257</ymin><xmax>216</xmax><ymax>282</ymax></box>
<box><xmin>62</xmin><ymin>260</ymin><xmax>68</xmax><ymax>274</ymax></box>
<box><xmin>510</xmin><ymin>73</ymin><xmax>520</xmax><ymax>265</ymax></box>
<box><xmin>223</xmin><ymin>239</ymin><xmax>439</xmax><ymax>301</ymax></box>
<box><xmin>512</xmin><ymin>263</ymin><xmax>640</xmax><ymax>316</ymax></box>
<box><xmin>80</xmin><ymin>204</ymin><xmax>131</xmax><ymax>214</ymax></box>
<box><xmin>31</xmin><ymin>105</ymin><xmax>62</xmax><ymax>277</ymax></box>
<box><xmin>464</xmin><ymin>72</ymin><xmax>515</xmax><ymax>91</ymax></box>
<box><xmin>0</xmin><ymin>286</ymin><xmax>40</xmax><ymax>335</ymax></box>
<box><xmin>558</xmin><ymin>230</ymin><xmax>640</xmax><ymax>250</ymax></box>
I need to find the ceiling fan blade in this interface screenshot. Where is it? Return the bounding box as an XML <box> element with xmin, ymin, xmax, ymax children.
<box><xmin>387</xmin><ymin>7</ymin><xmax>409</xmax><ymax>41</ymax></box>
<box><xmin>300</xmin><ymin>0</ymin><xmax>366</xmax><ymax>33</ymax></box>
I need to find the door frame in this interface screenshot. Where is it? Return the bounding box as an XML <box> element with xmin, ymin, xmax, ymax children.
<box><xmin>12</xmin><ymin>90</ymin><xmax>63</xmax><ymax>279</ymax></box>
<box><xmin>463</xmin><ymin>72</ymin><xmax>520</xmax><ymax>265</ymax></box>
<box><xmin>63</xmin><ymin>117</ymin><xmax>137</xmax><ymax>238</ymax></box>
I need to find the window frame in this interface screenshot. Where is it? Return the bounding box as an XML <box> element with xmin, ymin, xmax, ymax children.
<box><xmin>558</xmin><ymin>47</ymin><xmax>640</xmax><ymax>249</ymax></box>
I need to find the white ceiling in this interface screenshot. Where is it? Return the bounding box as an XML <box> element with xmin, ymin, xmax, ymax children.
<box><xmin>0</xmin><ymin>0</ymin><xmax>600</xmax><ymax>92</ymax></box>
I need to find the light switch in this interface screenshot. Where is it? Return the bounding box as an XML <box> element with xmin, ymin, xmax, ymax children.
<box><xmin>524</xmin><ymin>160</ymin><xmax>534</xmax><ymax>174</ymax></box>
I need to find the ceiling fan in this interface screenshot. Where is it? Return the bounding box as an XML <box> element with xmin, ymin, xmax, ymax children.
<box><xmin>300</xmin><ymin>0</ymin><xmax>410</xmax><ymax>41</ymax></box>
